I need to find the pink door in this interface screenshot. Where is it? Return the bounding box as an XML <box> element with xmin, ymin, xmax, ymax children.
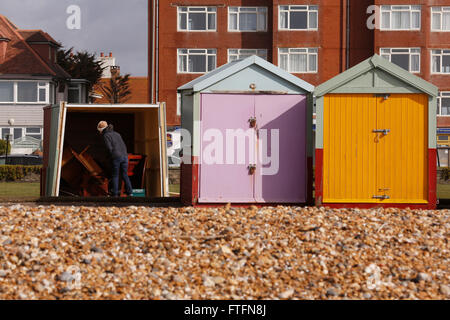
<box><xmin>254</xmin><ymin>95</ymin><xmax>307</xmax><ymax>203</ymax></box>
<box><xmin>199</xmin><ymin>93</ymin><xmax>307</xmax><ymax>203</ymax></box>
<box><xmin>199</xmin><ymin>94</ymin><xmax>256</xmax><ymax>203</ymax></box>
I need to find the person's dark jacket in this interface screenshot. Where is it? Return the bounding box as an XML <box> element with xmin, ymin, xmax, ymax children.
<box><xmin>101</xmin><ymin>124</ymin><xmax>128</xmax><ymax>160</ymax></box>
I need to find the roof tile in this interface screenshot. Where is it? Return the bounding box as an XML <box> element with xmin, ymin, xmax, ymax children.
<box><xmin>0</xmin><ymin>15</ymin><xmax>68</xmax><ymax>78</ymax></box>
<box><xmin>93</xmin><ymin>77</ymin><xmax>149</xmax><ymax>104</ymax></box>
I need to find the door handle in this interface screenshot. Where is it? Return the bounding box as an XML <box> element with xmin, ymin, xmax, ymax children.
<box><xmin>373</xmin><ymin>195</ymin><xmax>390</xmax><ymax>200</ymax></box>
<box><xmin>248</xmin><ymin>164</ymin><xmax>256</xmax><ymax>175</ymax></box>
<box><xmin>373</xmin><ymin>129</ymin><xmax>390</xmax><ymax>135</ymax></box>
<box><xmin>248</xmin><ymin>117</ymin><xmax>257</xmax><ymax>128</ymax></box>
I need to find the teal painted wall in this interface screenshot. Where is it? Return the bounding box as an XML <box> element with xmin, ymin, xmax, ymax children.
<box><xmin>202</xmin><ymin>65</ymin><xmax>309</xmax><ymax>94</ymax></box>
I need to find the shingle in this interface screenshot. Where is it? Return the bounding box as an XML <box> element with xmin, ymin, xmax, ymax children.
<box><xmin>19</xmin><ymin>30</ymin><xmax>59</xmax><ymax>46</ymax></box>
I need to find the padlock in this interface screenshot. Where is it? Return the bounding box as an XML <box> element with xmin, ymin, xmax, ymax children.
<box><xmin>248</xmin><ymin>117</ymin><xmax>257</xmax><ymax>128</ymax></box>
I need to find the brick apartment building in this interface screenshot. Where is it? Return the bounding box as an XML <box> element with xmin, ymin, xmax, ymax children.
<box><xmin>149</xmin><ymin>1</ymin><xmax>450</xmax><ymax>143</ymax></box>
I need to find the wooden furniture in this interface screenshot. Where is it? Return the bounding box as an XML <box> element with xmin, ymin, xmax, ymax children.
<box><xmin>60</xmin><ymin>145</ymin><xmax>109</xmax><ymax>196</ymax></box>
<box><xmin>61</xmin><ymin>145</ymin><xmax>148</xmax><ymax>197</ymax></box>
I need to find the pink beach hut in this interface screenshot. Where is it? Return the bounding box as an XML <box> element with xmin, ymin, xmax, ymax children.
<box><xmin>177</xmin><ymin>55</ymin><xmax>314</xmax><ymax>206</ymax></box>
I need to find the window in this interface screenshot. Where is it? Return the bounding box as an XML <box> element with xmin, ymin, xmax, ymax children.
<box><xmin>438</xmin><ymin>92</ymin><xmax>450</xmax><ymax>116</ymax></box>
<box><xmin>2</xmin><ymin>128</ymin><xmax>10</xmax><ymax>140</ymax></box>
<box><xmin>0</xmin><ymin>127</ymin><xmax>42</xmax><ymax>142</ymax></box>
<box><xmin>178</xmin><ymin>7</ymin><xmax>216</xmax><ymax>31</ymax></box>
<box><xmin>18</xmin><ymin>82</ymin><xmax>38</xmax><ymax>102</ymax></box>
<box><xmin>178</xmin><ymin>49</ymin><xmax>216</xmax><ymax>73</ymax></box>
<box><xmin>279</xmin><ymin>5</ymin><xmax>318</xmax><ymax>30</ymax></box>
<box><xmin>26</xmin><ymin>127</ymin><xmax>42</xmax><ymax>140</ymax></box>
<box><xmin>380</xmin><ymin>5</ymin><xmax>421</xmax><ymax>30</ymax></box>
<box><xmin>38</xmin><ymin>82</ymin><xmax>46</xmax><ymax>102</ymax></box>
<box><xmin>16</xmin><ymin>82</ymin><xmax>48</xmax><ymax>103</ymax></box>
<box><xmin>432</xmin><ymin>7</ymin><xmax>450</xmax><ymax>31</ymax></box>
<box><xmin>432</xmin><ymin>50</ymin><xmax>450</xmax><ymax>74</ymax></box>
<box><xmin>68</xmin><ymin>84</ymin><xmax>81</xmax><ymax>103</ymax></box>
<box><xmin>278</xmin><ymin>48</ymin><xmax>318</xmax><ymax>73</ymax></box>
<box><xmin>229</xmin><ymin>7</ymin><xmax>267</xmax><ymax>32</ymax></box>
<box><xmin>228</xmin><ymin>49</ymin><xmax>268</xmax><ymax>62</ymax></box>
<box><xmin>13</xmin><ymin>128</ymin><xmax>22</xmax><ymax>140</ymax></box>
<box><xmin>0</xmin><ymin>82</ymin><xmax>14</xmax><ymax>102</ymax></box>
<box><xmin>380</xmin><ymin>48</ymin><xmax>420</xmax><ymax>73</ymax></box>
<box><xmin>0</xmin><ymin>81</ymin><xmax>49</xmax><ymax>103</ymax></box>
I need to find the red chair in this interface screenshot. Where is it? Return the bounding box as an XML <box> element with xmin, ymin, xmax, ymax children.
<box><xmin>120</xmin><ymin>154</ymin><xmax>147</xmax><ymax>196</ymax></box>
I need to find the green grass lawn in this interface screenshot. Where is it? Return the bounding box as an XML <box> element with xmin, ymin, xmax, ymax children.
<box><xmin>437</xmin><ymin>183</ymin><xmax>450</xmax><ymax>200</ymax></box>
<box><xmin>0</xmin><ymin>182</ymin><xmax>40</xmax><ymax>199</ymax></box>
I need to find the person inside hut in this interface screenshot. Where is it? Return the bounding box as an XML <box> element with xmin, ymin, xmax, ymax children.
<box><xmin>97</xmin><ymin>121</ymin><xmax>133</xmax><ymax>197</ymax></box>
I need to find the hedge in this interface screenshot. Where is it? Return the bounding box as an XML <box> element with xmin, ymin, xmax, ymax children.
<box><xmin>0</xmin><ymin>140</ymin><xmax>11</xmax><ymax>155</ymax></box>
<box><xmin>440</xmin><ymin>167</ymin><xmax>450</xmax><ymax>181</ymax></box>
<box><xmin>0</xmin><ymin>165</ymin><xmax>41</xmax><ymax>181</ymax></box>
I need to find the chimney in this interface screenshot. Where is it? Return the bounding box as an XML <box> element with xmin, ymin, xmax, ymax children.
<box><xmin>99</xmin><ymin>52</ymin><xmax>117</xmax><ymax>78</ymax></box>
<box><xmin>0</xmin><ymin>37</ymin><xmax>10</xmax><ymax>63</ymax></box>
<box><xmin>110</xmin><ymin>65</ymin><xmax>120</xmax><ymax>77</ymax></box>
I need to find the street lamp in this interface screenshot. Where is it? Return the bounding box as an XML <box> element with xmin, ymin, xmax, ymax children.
<box><xmin>4</xmin><ymin>133</ymin><xmax>11</xmax><ymax>164</ymax></box>
<box><xmin>5</xmin><ymin>119</ymin><xmax>14</xmax><ymax>164</ymax></box>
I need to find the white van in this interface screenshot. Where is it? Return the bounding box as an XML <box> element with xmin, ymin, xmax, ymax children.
<box><xmin>167</xmin><ymin>130</ymin><xmax>181</xmax><ymax>167</ymax></box>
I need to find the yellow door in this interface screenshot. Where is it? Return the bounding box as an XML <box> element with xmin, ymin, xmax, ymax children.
<box><xmin>376</xmin><ymin>94</ymin><xmax>428</xmax><ymax>203</ymax></box>
<box><xmin>323</xmin><ymin>94</ymin><xmax>378</xmax><ymax>203</ymax></box>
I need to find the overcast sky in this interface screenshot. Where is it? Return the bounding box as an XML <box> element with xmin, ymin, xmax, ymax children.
<box><xmin>0</xmin><ymin>0</ymin><xmax>148</xmax><ymax>76</ymax></box>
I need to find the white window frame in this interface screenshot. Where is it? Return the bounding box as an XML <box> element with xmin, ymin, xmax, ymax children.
<box><xmin>37</xmin><ymin>82</ymin><xmax>47</xmax><ymax>103</ymax></box>
<box><xmin>0</xmin><ymin>81</ymin><xmax>15</xmax><ymax>103</ymax></box>
<box><xmin>1</xmin><ymin>127</ymin><xmax>14</xmax><ymax>141</ymax></box>
<box><xmin>228</xmin><ymin>49</ymin><xmax>268</xmax><ymax>62</ymax></box>
<box><xmin>177</xmin><ymin>49</ymin><xmax>217</xmax><ymax>74</ymax></box>
<box><xmin>380</xmin><ymin>48</ymin><xmax>421</xmax><ymax>73</ymax></box>
<box><xmin>438</xmin><ymin>92</ymin><xmax>450</xmax><ymax>116</ymax></box>
<box><xmin>228</xmin><ymin>7</ymin><xmax>268</xmax><ymax>32</ymax></box>
<box><xmin>25</xmin><ymin>127</ymin><xmax>43</xmax><ymax>140</ymax></box>
<box><xmin>0</xmin><ymin>127</ymin><xmax>43</xmax><ymax>143</ymax></box>
<box><xmin>380</xmin><ymin>5</ymin><xmax>421</xmax><ymax>31</ymax></box>
<box><xmin>431</xmin><ymin>7</ymin><xmax>450</xmax><ymax>32</ymax></box>
<box><xmin>68</xmin><ymin>83</ymin><xmax>82</xmax><ymax>103</ymax></box>
<box><xmin>278</xmin><ymin>5</ymin><xmax>318</xmax><ymax>31</ymax></box>
<box><xmin>431</xmin><ymin>49</ymin><xmax>450</xmax><ymax>74</ymax></box>
<box><xmin>278</xmin><ymin>48</ymin><xmax>318</xmax><ymax>73</ymax></box>
<box><xmin>177</xmin><ymin>6</ymin><xmax>217</xmax><ymax>32</ymax></box>
<box><xmin>0</xmin><ymin>80</ymin><xmax>49</xmax><ymax>104</ymax></box>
